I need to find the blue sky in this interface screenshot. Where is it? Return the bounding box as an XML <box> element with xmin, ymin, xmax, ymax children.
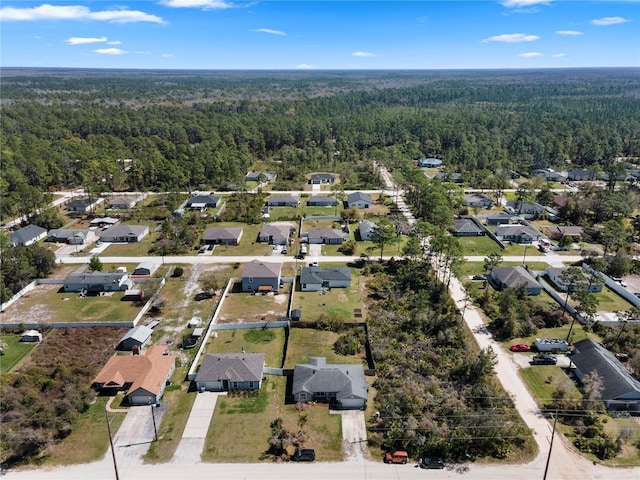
<box><xmin>1</xmin><ymin>1</ymin><xmax>638</xmax><ymax>69</ymax></box>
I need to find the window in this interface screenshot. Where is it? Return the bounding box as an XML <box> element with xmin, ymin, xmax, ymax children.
<box><xmin>248</xmin><ymin>277</ymin><xmax>253</xmax><ymax>282</ymax></box>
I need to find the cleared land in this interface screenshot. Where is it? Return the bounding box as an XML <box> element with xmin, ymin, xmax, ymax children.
<box><xmin>217</xmin><ymin>283</ymin><xmax>290</xmax><ymax>324</ymax></box>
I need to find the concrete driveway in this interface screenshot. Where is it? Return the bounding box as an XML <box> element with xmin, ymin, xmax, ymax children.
<box><xmin>173</xmin><ymin>391</ymin><xmax>224</xmax><ymax>463</ymax></box>
<box><xmin>334</xmin><ymin>410</ymin><xmax>368</xmax><ymax>462</ymax></box>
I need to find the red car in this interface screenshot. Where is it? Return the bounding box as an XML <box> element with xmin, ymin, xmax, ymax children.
<box><xmin>510</xmin><ymin>344</ymin><xmax>531</xmax><ymax>352</ymax></box>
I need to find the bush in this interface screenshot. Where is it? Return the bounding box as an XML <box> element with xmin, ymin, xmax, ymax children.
<box><xmin>173</xmin><ymin>266</ymin><xmax>184</xmax><ymax>277</ymax></box>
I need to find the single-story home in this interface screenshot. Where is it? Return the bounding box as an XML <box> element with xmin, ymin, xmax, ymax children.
<box><xmin>92</xmin><ymin>345</ymin><xmax>176</xmax><ymax>406</ymax></box>
<box><xmin>418</xmin><ymin>158</ymin><xmax>442</xmax><ymax>168</ymax></box>
<box><xmin>241</xmin><ymin>260</ymin><xmax>282</xmax><ymax>293</ymax></box>
<box><xmin>118</xmin><ymin>325</ymin><xmax>153</xmax><ymax>351</ymax></box>
<box><xmin>309</xmin><ymin>173</ymin><xmax>336</xmax><ymax>184</ymax></box>
<box><xmin>530</xmin><ymin>168</ymin><xmax>567</xmax><ymax>183</ymax></box>
<box><xmin>245</xmin><ymin>171</ymin><xmax>277</xmax><ymax>182</ymax></box>
<box><xmin>307</xmin><ymin>195</ymin><xmax>339</xmax><ymax>207</ymax></box>
<box><xmin>495</xmin><ymin>224</ymin><xmax>543</xmax><ymax>244</ymax></box>
<box><xmin>546</xmin><ymin>267</ymin><xmax>603</xmax><ymax>293</ymax></box>
<box><xmin>267</xmin><ymin>195</ymin><xmax>299</xmax><ymax>207</ymax></box>
<box><xmin>570</xmin><ymin>338</ymin><xmax>640</xmax><ymax>413</ymax></box>
<box><xmin>194</xmin><ymin>353</ymin><xmax>266</xmax><ymax>392</ymax></box>
<box><xmin>435</xmin><ymin>172</ymin><xmax>463</xmax><ymax>183</ymax></box>
<box><xmin>292</xmin><ymin>357</ymin><xmax>368</xmax><ymax>410</ymax></box>
<box><xmin>99</xmin><ymin>225</ymin><xmax>149</xmax><ymax>243</ymax></box>
<box><xmin>66</xmin><ymin>197</ymin><xmax>100</xmax><ymax>213</ymax></box>
<box><xmin>307</xmin><ymin>228</ymin><xmax>345</xmax><ymax>245</ymax></box>
<box><xmin>544</xmin><ymin>225</ymin><xmax>584</xmax><ymax>241</ymax></box>
<box><xmin>486</xmin><ymin>214</ymin><xmax>518</xmax><ymax>226</ymax></box>
<box><xmin>553</xmin><ymin>195</ymin><xmax>568</xmax><ymax>210</ymax></box>
<box><xmin>257</xmin><ymin>224</ymin><xmax>290</xmax><ymax>245</ymax></box>
<box><xmin>300</xmin><ymin>267</ymin><xmax>352</xmax><ymax>291</ymax></box>
<box><xmin>185</xmin><ymin>194</ymin><xmax>221</xmax><ymax>210</ymax></box>
<box><xmin>453</xmin><ymin>218</ymin><xmax>485</xmax><ymax>237</ymax></box>
<box><xmin>505</xmin><ymin>201</ymin><xmax>547</xmax><ymax>217</ymax></box>
<box><xmin>464</xmin><ymin>193</ymin><xmax>494</xmax><ymax>209</ymax></box>
<box><xmin>10</xmin><ymin>224</ymin><xmax>47</xmax><ymax>247</ymax></box>
<box><xmin>346</xmin><ymin>192</ymin><xmax>373</xmax><ymax>209</ymax></box>
<box><xmin>202</xmin><ymin>227</ymin><xmax>243</xmax><ymax>245</ymax></box>
<box><xmin>357</xmin><ymin>220</ymin><xmax>377</xmax><ymax>241</ymax></box>
<box><xmin>567</xmin><ymin>170</ymin><xmax>600</xmax><ymax>181</ymax></box>
<box><xmin>107</xmin><ymin>196</ymin><xmax>136</xmax><ymax>210</ymax></box>
<box><xmin>133</xmin><ymin>261</ymin><xmax>160</xmax><ymax>277</ymax></box>
<box><xmin>47</xmin><ymin>229</ymin><xmax>95</xmax><ymax>245</ymax></box>
<box><xmin>489</xmin><ymin>266</ymin><xmax>542</xmax><ymax>295</ymax></box>
<box><xmin>20</xmin><ymin>330</ymin><xmax>42</xmax><ymax>342</ymax></box>
<box><xmin>63</xmin><ymin>272</ymin><xmax>133</xmax><ymax>293</ymax></box>
<box><xmin>89</xmin><ymin>217</ymin><xmax>120</xmax><ymax>229</ymax></box>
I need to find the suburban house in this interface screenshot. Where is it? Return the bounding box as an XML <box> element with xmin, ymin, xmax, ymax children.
<box><xmin>307</xmin><ymin>195</ymin><xmax>339</xmax><ymax>207</ymax></box>
<box><xmin>245</xmin><ymin>171</ymin><xmax>277</xmax><ymax>183</ymax></box>
<box><xmin>530</xmin><ymin>168</ymin><xmax>568</xmax><ymax>183</ymax></box>
<box><xmin>292</xmin><ymin>357</ymin><xmax>368</xmax><ymax>410</ymax></box>
<box><xmin>194</xmin><ymin>353</ymin><xmax>265</xmax><ymax>392</ymax></box>
<box><xmin>357</xmin><ymin>220</ymin><xmax>377</xmax><ymax>241</ymax></box>
<box><xmin>257</xmin><ymin>224</ymin><xmax>290</xmax><ymax>245</ymax></box>
<box><xmin>99</xmin><ymin>224</ymin><xmax>149</xmax><ymax>243</ymax></box>
<box><xmin>567</xmin><ymin>169</ymin><xmax>600</xmax><ymax>181</ymax></box>
<box><xmin>307</xmin><ymin>228</ymin><xmax>346</xmax><ymax>244</ymax></box>
<box><xmin>435</xmin><ymin>172</ymin><xmax>463</xmax><ymax>183</ymax></box>
<box><xmin>185</xmin><ymin>194</ymin><xmax>221</xmax><ymax>210</ymax></box>
<box><xmin>300</xmin><ymin>267</ymin><xmax>352</xmax><ymax>291</ymax></box>
<box><xmin>267</xmin><ymin>195</ymin><xmax>299</xmax><ymax>207</ymax></box>
<box><xmin>66</xmin><ymin>197</ymin><xmax>100</xmax><ymax>213</ymax></box>
<box><xmin>10</xmin><ymin>224</ymin><xmax>47</xmax><ymax>247</ymax></box>
<box><xmin>202</xmin><ymin>227</ymin><xmax>243</xmax><ymax>245</ymax></box>
<box><xmin>89</xmin><ymin>217</ymin><xmax>120</xmax><ymax>229</ymax></box>
<box><xmin>20</xmin><ymin>330</ymin><xmax>42</xmax><ymax>342</ymax></box>
<box><xmin>553</xmin><ymin>195</ymin><xmax>568</xmax><ymax>210</ymax></box>
<box><xmin>464</xmin><ymin>193</ymin><xmax>494</xmax><ymax>209</ymax></box>
<box><xmin>505</xmin><ymin>201</ymin><xmax>547</xmax><ymax>218</ymax></box>
<box><xmin>495</xmin><ymin>224</ymin><xmax>543</xmax><ymax>244</ymax></box>
<box><xmin>92</xmin><ymin>345</ymin><xmax>176</xmax><ymax>406</ymax></box>
<box><xmin>63</xmin><ymin>272</ymin><xmax>133</xmax><ymax>293</ymax></box>
<box><xmin>489</xmin><ymin>266</ymin><xmax>542</xmax><ymax>295</ymax></box>
<box><xmin>108</xmin><ymin>196</ymin><xmax>136</xmax><ymax>210</ymax></box>
<box><xmin>418</xmin><ymin>158</ymin><xmax>442</xmax><ymax>168</ymax></box>
<box><xmin>453</xmin><ymin>218</ymin><xmax>485</xmax><ymax>237</ymax></box>
<box><xmin>570</xmin><ymin>339</ymin><xmax>640</xmax><ymax>413</ymax></box>
<box><xmin>47</xmin><ymin>229</ymin><xmax>95</xmax><ymax>245</ymax></box>
<box><xmin>309</xmin><ymin>173</ymin><xmax>336</xmax><ymax>184</ymax></box>
<box><xmin>486</xmin><ymin>214</ymin><xmax>518</xmax><ymax>226</ymax></box>
<box><xmin>547</xmin><ymin>267</ymin><xmax>603</xmax><ymax>293</ymax></box>
<box><xmin>544</xmin><ymin>225</ymin><xmax>584</xmax><ymax>241</ymax></box>
<box><xmin>132</xmin><ymin>261</ymin><xmax>160</xmax><ymax>277</ymax></box>
<box><xmin>346</xmin><ymin>192</ymin><xmax>373</xmax><ymax>209</ymax></box>
<box><xmin>241</xmin><ymin>260</ymin><xmax>282</xmax><ymax>293</ymax></box>
<box><xmin>118</xmin><ymin>325</ymin><xmax>154</xmax><ymax>351</ymax></box>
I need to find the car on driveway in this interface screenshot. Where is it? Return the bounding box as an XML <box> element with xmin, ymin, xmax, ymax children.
<box><xmin>531</xmin><ymin>354</ymin><xmax>557</xmax><ymax>365</ymax></box>
<box><xmin>510</xmin><ymin>343</ymin><xmax>531</xmax><ymax>352</ymax></box>
<box><xmin>418</xmin><ymin>457</ymin><xmax>445</xmax><ymax>469</ymax></box>
<box><xmin>472</xmin><ymin>274</ymin><xmax>486</xmax><ymax>281</ymax></box>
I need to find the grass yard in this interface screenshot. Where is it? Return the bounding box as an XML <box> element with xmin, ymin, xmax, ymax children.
<box><xmin>519</xmin><ymin>365</ymin><xmax>581</xmax><ymax>407</ymax></box>
<box><xmin>205</xmin><ymin>328</ymin><xmax>286</xmax><ymax>368</ymax></box>
<box><xmin>102</xmin><ymin>225</ymin><xmax>160</xmax><ymax>256</ymax></box>
<box><xmin>45</xmin><ymin>396</ymin><xmax>126</xmax><ymax>465</ymax></box>
<box><xmin>267</xmin><ymin>206</ymin><xmax>303</xmax><ymax>222</ymax></box>
<box><xmin>592</xmin><ymin>287</ymin><xmax>635</xmax><ymax>313</ymax></box>
<box><xmin>458</xmin><ymin>235</ymin><xmax>504</xmax><ymax>256</ymax></box>
<box><xmin>202</xmin><ymin>376</ymin><xmax>342</xmax><ymax>462</ymax></box>
<box><xmin>284</xmin><ymin>327</ymin><xmax>368</xmax><ymax>368</ymax></box>
<box><xmin>0</xmin><ymin>334</ymin><xmax>37</xmax><ymax>373</ymax></box>
<box><xmin>509</xmin><ymin>327</ymin><xmax>601</xmax><ymax>350</ymax></box>
<box><xmin>217</xmin><ymin>283</ymin><xmax>290</xmax><ymax>324</ymax></box>
<box><xmin>293</xmin><ymin>274</ymin><xmax>363</xmax><ymax>323</ymax></box>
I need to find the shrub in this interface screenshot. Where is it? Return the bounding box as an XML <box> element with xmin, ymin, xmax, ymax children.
<box><xmin>172</xmin><ymin>266</ymin><xmax>184</xmax><ymax>277</ymax></box>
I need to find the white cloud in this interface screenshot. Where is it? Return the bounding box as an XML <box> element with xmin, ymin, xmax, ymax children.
<box><xmin>352</xmin><ymin>51</ymin><xmax>376</xmax><ymax>57</ymax></box>
<box><xmin>482</xmin><ymin>33</ymin><xmax>540</xmax><ymax>43</ymax></box>
<box><xmin>553</xmin><ymin>53</ymin><xmax>566</xmax><ymax>58</ymax></box>
<box><xmin>519</xmin><ymin>52</ymin><xmax>544</xmax><ymax>57</ymax></box>
<box><xmin>160</xmin><ymin>0</ymin><xmax>232</xmax><ymax>9</ymax></box>
<box><xmin>295</xmin><ymin>64</ymin><xmax>316</xmax><ymax>69</ymax></box>
<box><xmin>252</xmin><ymin>28</ymin><xmax>286</xmax><ymax>36</ymax></box>
<box><xmin>591</xmin><ymin>16</ymin><xmax>631</xmax><ymax>26</ymax></box>
<box><xmin>501</xmin><ymin>0</ymin><xmax>551</xmax><ymax>7</ymax></box>
<box><xmin>0</xmin><ymin>4</ymin><xmax>164</xmax><ymax>23</ymax></box>
<box><xmin>65</xmin><ymin>36</ymin><xmax>107</xmax><ymax>45</ymax></box>
<box><xmin>93</xmin><ymin>48</ymin><xmax>128</xmax><ymax>55</ymax></box>
<box><xmin>556</xmin><ymin>30</ymin><xmax>583</xmax><ymax>36</ymax></box>
<box><xmin>107</xmin><ymin>41</ymin><xmax>121</xmax><ymax>45</ymax></box>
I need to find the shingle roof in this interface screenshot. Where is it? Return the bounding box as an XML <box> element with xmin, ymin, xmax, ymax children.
<box><xmin>268</xmin><ymin>195</ymin><xmax>299</xmax><ymax>204</ymax></box>
<box><xmin>308</xmin><ymin>195</ymin><xmax>338</xmax><ymax>204</ymax></box>
<box><xmin>100</xmin><ymin>224</ymin><xmax>148</xmax><ymax>238</ymax></box>
<box><xmin>495</xmin><ymin>224</ymin><xmax>540</xmax><ymax>237</ymax></box>
<box><xmin>347</xmin><ymin>192</ymin><xmax>373</xmax><ymax>204</ymax></box>
<box><xmin>194</xmin><ymin>353</ymin><xmax>265</xmax><ymax>383</ymax></box>
<box><xmin>307</xmin><ymin>228</ymin><xmax>345</xmax><ymax>241</ymax></box>
<box><xmin>300</xmin><ymin>267</ymin><xmax>351</xmax><ymax>285</ymax></box>
<box><xmin>10</xmin><ymin>224</ymin><xmax>47</xmax><ymax>245</ymax></box>
<box><xmin>310</xmin><ymin>173</ymin><xmax>336</xmax><ymax>181</ymax></box>
<box><xmin>65</xmin><ymin>272</ymin><xmax>128</xmax><ymax>285</ymax></box>
<box><xmin>454</xmin><ymin>218</ymin><xmax>483</xmax><ymax>234</ymax></box>
<box><xmin>491</xmin><ymin>266</ymin><xmax>541</xmax><ymax>290</ymax></box>
<box><xmin>242</xmin><ymin>260</ymin><xmax>281</xmax><ymax>279</ymax></box>
<box><xmin>120</xmin><ymin>325</ymin><xmax>153</xmax><ymax>345</ymax></box>
<box><xmin>292</xmin><ymin>358</ymin><xmax>368</xmax><ymax>402</ymax></box>
<box><xmin>48</xmin><ymin>229</ymin><xmax>89</xmax><ymax>240</ymax></box>
<box><xmin>203</xmin><ymin>227</ymin><xmax>243</xmax><ymax>241</ymax></box>
<box><xmin>186</xmin><ymin>195</ymin><xmax>220</xmax><ymax>206</ymax></box>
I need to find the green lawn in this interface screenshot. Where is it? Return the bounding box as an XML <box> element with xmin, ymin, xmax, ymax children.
<box><xmin>284</xmin><ymin>327</ymin><xmax>367</xmax><ymax>368</ymax></box>
<box><xmin>205</xmin><ymin>328</ymin><xmax>286</xmax><ymax>368</ymax></box>
<box><xmin>592</xmin><ymin>287</ymin><xmax>635</xmax><ymax>313</ymax></box>
<box><xmin>519</xmin><ymin>365</ymin><xmax>582</xmax><ymax>407</ymax></box>
<box><xmin>0</xmin><ymin>334</ymin><xmax>37</xmax><ymax>373</ymax></box>
<box><xmin>208</xmin><ymin>223</ymin><xmax>273</xmax><ymax>256</ymax></box>
<box><xmin>293</xmin><ymin>272</ymin><xmax>363</xmax><ymax>323</ymax></box>
<box><xmin>100</xmin><ymin>221</ymin><xmax>160</xmax><ymax>256</ymax></box>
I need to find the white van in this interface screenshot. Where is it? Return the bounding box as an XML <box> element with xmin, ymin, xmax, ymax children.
<box><xmin>301</xmin><ymin>245</ymin><xmax>307</xmax><ymax>255</ymax></box>
<box><xmin>308</xmin><ymin>257</ymin><xmax>318</xmax><ymax>267</ymax></box>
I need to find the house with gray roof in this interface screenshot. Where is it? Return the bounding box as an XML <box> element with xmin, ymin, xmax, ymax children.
<box><xmin>489</xmin><ymin>266</ymin><xmax>542</xmax><ymax>295</ymax></box>
<box><xmin>346</xmin><ymin>192</ymin><xmax>373</xmax><ymax>209</ymax></box>
<box><xmin>63</xmin><ymin>272</ymin><xmax>133</xmax><ymax>293</ymax></box>
<box><xmin>464</xmin><ymin>193</ymin><xmax>494</xmax><ymax>209</ymax></box>
<box><xmin>435</xmin><ymin>172</ymin><xmax>463</xmax><ymax>183</ymax></box>
<box><xmin>89</xmin><ymin>217</ymin><xmax>120</xmax><ymax>228</ymax></box>
<box><xmin>309</xmin><ymin>173</ymin><xmax>336</xmax><ymax>184</ymax></box>
<box><xmin>10</xmin><ymin>224</ymin><xmax>47</xmax><ymax>247</ymax></box>
<box><xmin>99</xmin><ymin>224</ymin><xmax>149</xmax><ymax>243</ymax></box>
<box><xmin>133</xmin><ymin>261</ymin><xmax>160</xmax><ymax>277</ymax></box>
<box><xmin>245</xmin><ymin>171</ymin><xmax>277</xmax><ymax>183</ymax></box>
<box><xmin>267</xmin><ymin>195</ymin><xmax>299</xmax><ymax>207</ymax></box>
<box><xmin>241</xmin><ymin>260</ymin><xmax>282</xmax><ymax>293</ymax></box>
<box><xmin>300</xmin><ymin>267</ymin><xmax>352</xmax><ymax>292</ymax></box>
<box><xmin>257</xmin><ymin>224</ymin><xmax>290</xmax><ymax>245</ymax></box>
<box><xmin>571</xmin><ymin>339</ymin><xmax>640</xmax><ymax>413</ymax></box>
<box><xmin>567</xmin><ymin>169</ymin><xmax>600</xmax><ymax>181</ymax></box>
<box><xmin>307</xmin><ymin>195</ymin><xmax>339</xmax><ymax>207</ymax></box>
<box><xmin>66</xmin><ymin>197</ymin><xmax>100</xmax><ymax>212</ymax></box>
<box><xmin>47</xmin><ymin>228</ymin><xmax>95</xmax><ymax>245</ymax></box>
<box><xmin>505</xmin><ymin>201</ymin><xmax>547</xmax><ymax>218</ymax></box>
<box><xmin>495</xmin><ymin>224</ymin><xmax>543</xmax><ymax>244</ymax></box>
<box><xmin>357</xmin><ymin>220</ymin><xmax>377</xmax><ymax>241</ymax></box>
<box><xmin>546</xmin><ymin>267</ymin><xmax>603</xmax><ymax>293</ymax></box>
<box><xmin>418</xmin><ymin>158</ymin><xmax>442</xmax><ymax>168</ymax></box>
<box><xmin>544</xmin><ymin>225</ymin><xmax>584</xmax><ymax>241</ymax></box>
<box><xmin>453</xmin><ymin>218</ymin><xmax>485</xmax><ymax>237</ymax></box>
<box><xmin>185</xmin><ymin>194</ymin><xmax>221</xmax><ymax>210</ymax></box>
<box><xmin>108</xmin><ymin>196</ymin><xmax>136</xmax><ymax>210</ymax></box>
<box><xmin>118</xmin><ymin>325</ymin><xmax>153</xmax><ymax>351</ymax></box>
<box><xmin>486</xmin><ymin>214</ymin><xmax>518</xmax><ymax>226</ymax></box>
<box><xmin>307</xmin><ymin>228</ymin><xmax>345</xmax><ymax>244</ymax></box>
<box><xmin>202</xmin><ymin>227</ymin><xmax>243</xmax><ymax>245</ymax></box>
<box><xmin>195</xmin><ymin>353</ymin><xmax>265</xmax><ymax>392</ymax></box>
<box><xmin>292</xmin><ymin>357</ymin><xmax>368</xmax><ymax>410</ymax></box>
<box><xmin>530</xmin><ymin>168</ymin><xmax>567</xmax><ymax>183</ymax></box>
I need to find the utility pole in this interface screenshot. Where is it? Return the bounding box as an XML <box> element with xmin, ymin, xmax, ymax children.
<box><xmin>150</xmin><ymin>403</ymin><xmax>158</xmax><ymax>442</ymax></box>
<box><xmin>105</xmin><ymin>407</ymin><xmax>120</xmax><ymax>480</ymax></box>
<box><xmin>543</xmin><ymin>408</ymin><xmax>558</xmax><ymax>480</ymax></box>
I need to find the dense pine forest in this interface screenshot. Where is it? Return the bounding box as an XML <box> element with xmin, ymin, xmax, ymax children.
<box><xmin>2</xmin><ymin>68</ymin><xmax>639</xmax><ymax>221</ymax></box>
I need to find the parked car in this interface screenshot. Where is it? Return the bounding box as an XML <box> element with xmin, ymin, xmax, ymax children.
<box><xmin>510</xmin><ymin>344</ymin><xmax>531</xmax><ymax>352</ymax></box>
<box><xmin>531</xmin><ymin>354</ymin><xmax>557</xmax><ymax>365</ymax></box>
<box><xmin>418</xmin><ymin>457</ymin><xmax>445</xmax><ymax>469</ymax></box>
<box><xmin>472</xmin><ymin>274</ymin><xmax>486</xmax><ymax>281</ymax></box>
<box><xmin>295</xmin><ymin>253</ymin><xmax>305</xmax><ymax>260</ymax></box>
<box><xmin>292</xmin><ymin>448</ymin><xmax>315</xmax><ymax>462</ymax></box>
<box><xmin>384</xmin><ymin>451</ymin><xmax>409</xmax><ymax>464</ymax></box>
<box><xmin>199</xmin><ymin>246</ymin><xmax>206</xmax><ymax>254</ymax></box>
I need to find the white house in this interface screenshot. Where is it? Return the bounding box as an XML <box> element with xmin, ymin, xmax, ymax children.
<box><xmin>20</xmin><ymin>330</ymin><xmax>42</xmax><ymax>342</ymax></box>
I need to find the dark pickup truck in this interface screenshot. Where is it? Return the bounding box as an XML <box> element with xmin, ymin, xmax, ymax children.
<box><xmin>531</xmin><ymin>354</ymin><xmax>557</xmax><ymax>365</ymax></box>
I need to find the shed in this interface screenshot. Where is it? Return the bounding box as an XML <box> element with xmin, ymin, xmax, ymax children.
<box><xmin>118</xmin><ymin>325</ymin><xmax>153</xmax><ymax>351</ymax></box>
<box><xmin>122</xmin><ymin>289</ymin><xmax>145</xmax><ymax>301</ymax></box>
<box><xmin>20</xmin><ymin>330</ymin><xmax>42</xmax><ymax>342</ymax></box>
<box><xmin>291</xmin><ymin>309</ymin><xmax>302</xmax><ymax>321</ymax></box>
<box><xmin>192</xmin><ymin>328</ymin><xmax>204</xmax><ymax>338</ymax></box>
